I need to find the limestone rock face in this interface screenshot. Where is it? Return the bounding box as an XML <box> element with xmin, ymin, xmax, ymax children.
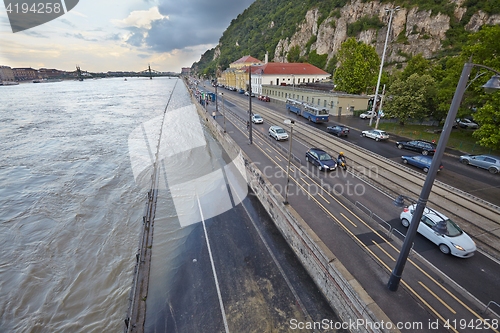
<box><xmin>272</xmin><ymin>0</ymin><xmax>500</xmax><ymax>65</ymax></box>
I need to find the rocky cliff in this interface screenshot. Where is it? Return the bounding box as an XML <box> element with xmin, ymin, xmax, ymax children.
<box><xmin>272</xmin><ymin>0</ymin><xmax>500</xmax><ymax>64</ymax></box>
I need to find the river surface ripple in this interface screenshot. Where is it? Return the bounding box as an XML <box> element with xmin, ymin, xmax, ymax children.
<box><xmin>0</xmin><ymin>77</ymin><xmax>191</xmax><ymax>332</ymax></box>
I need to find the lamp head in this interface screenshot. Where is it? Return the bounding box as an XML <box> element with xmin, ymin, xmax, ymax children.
<box><xmin>433</xmin><ymin>220</ymin><xmax>448</xmax><ymax>235</ymax></box>
<box><xmin>482</xmin><ymin>75</ymin><xmax>500</xmax><ymax>94</ymax></box>
<box><xmin>393</xmin><ymin>195</ymin><xmax>405</xmax><ymax>207</ymax></box>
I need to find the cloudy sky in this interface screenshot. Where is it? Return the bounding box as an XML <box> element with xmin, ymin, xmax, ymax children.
<box><xmin>0</xmin><ymin>0</ymin><xmax>255</xmax><ymax>73</ymax></box>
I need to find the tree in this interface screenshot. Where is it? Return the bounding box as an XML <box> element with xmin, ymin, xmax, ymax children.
<box><xmin>384</xmin><ymin>73</ymin><xmax>437</xmax><ymax>125</ymax></box>
<box><xmin>401</xmin><ymin>54</ymin><xmax>432</xmax><ymax>80</ymax></box>
<box><xmin>473</xmin><ymin>93</ymin><xmax>500</xmax><ymax>150</ymax></box>
<box><xmin>287</xmin><ymin>45</ymin><xmax>301</xmax><ymax>63</ymax></box>
<box><xmin>333</xmin><ymin>38</ymin><xmax>379</xmax><ymax>94</ymax></box>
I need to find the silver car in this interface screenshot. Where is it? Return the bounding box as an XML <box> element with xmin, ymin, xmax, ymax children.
<box><xmin>361</xmin><ymin>129</ymin><xmax>389</xmax><ymax>141</ymax></box>
<box><xmin>459</xmin><ymin>154</ymin><xmax>500</xmax><ymax>174</ymax></box>
<box><xmin>268</xmin><ymin>125</ymin><xmax>288</xmax><ymax>141</ymax></box>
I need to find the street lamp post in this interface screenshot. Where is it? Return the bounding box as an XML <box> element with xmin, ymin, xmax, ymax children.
<box><xmin>369</xmin><ymin>6</ymin><xmax>400</xmax><ymax>127</ymax></box>
<box><xmin>249</xmin><ymin>65</ymin><xmax>253</xmax><ymax>144</ymax></box>
<box><xmin>387</xmin><ymin>60</ymin><xmax>500</xmax><ymax>292</ymax></box>
<box><xmin>375</xmin><ymin>84</ymin><xmax>386</xmax><ymax>129</ymax></box>
<box><xmin>283</xmin><ymin>119</ymin><xmax>295</xmax><ymax>205</ymax></box>
<box><xmin>220</xmin><ymin>92</ymin><xmax>226</xmax><ymax>133</ymax></box>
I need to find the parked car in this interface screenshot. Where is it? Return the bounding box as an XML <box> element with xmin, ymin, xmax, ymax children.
<box><xmin>251</xmin><ymin>114</ymin><xmax>263</xmax><ymax>124</ymax></box>
<box><xmin>456</xmin><ymin>118</ymin><xmax>479</xmax><ymax>129</ymax></box>
<box><xmin>396</xmin><ymin>140</ymin><xmax>436</xmax><ymax>155</ymax></box>
<box><xmin>361</xmin><ymin>129</ymin><xmax>389</xmax><ymax>141</ymax></box>
<box><xmin>401</xmin><ymin>155</ymin><xmax>443</xmax><ymax>173</ymax></box>
<box><xmin>459</xmin><ymin>154</ymin><xmax>500</xmax><ymax>174</ymax></box>
<box><xmin>238</xmin><ymin>88</ymin><xmax>245</xmax><ymax>94</ymax></box>
<box><xmin>268</xmin><ymin>125</ymin><xmax>288</xmax><ymax>141</ymax></box>
<box><xmin>400</xmin><ymin>204</ymin><xmax>476</xmax><ymax>258</ymax></box>
<box><xmin>244</xmin><ymin>91</ymin><xmax>255</xmax><ymax>97</ymax></box>
<box><xmin>359</xmin><ymin>110</ymin><xmax>384</xmax><ymax>119</ymax></box>
<box><xmin>305</xmin><ymin>148</ymin><xmax>337</xmax><ymax>171</ymax></box>
<box><xmin>326</xmin><ymin>125</ymin><xmax>350</xmax><ymax>137</ymax></box>
<box><xmin>258</xmin><ymin>95</ymin><xmax>270</xmax><ymax>102</ymax></box>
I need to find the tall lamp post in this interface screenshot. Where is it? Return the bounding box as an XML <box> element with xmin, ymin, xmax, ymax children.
<box><xmin>283</xmin><ymin>119</ymin><xmax>295</xmax><ymax>205</ymax></box>
<box><xmin>220</xmin><ymin>92</ymin><xmax>226</xmax><ymax>133</ymax></box>
<box><xmin>387</xmin><ymin>60</ymin><xmax>500</xmax><ymax>292</ymax></box>
<box><xmin>248</xmin><ymin>65</ymin><xmax>253</xmax><ymax>144</ymax></box>
<box><xmin>369</xmin><ymin>6</ymin><xmax>400</xmax><ymax>127</ymax></box>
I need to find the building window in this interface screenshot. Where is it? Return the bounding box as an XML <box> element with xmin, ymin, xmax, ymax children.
<box><xmin>312</xmin><ymin>98</ymin><xmax>315</xmax><ymax>104</ymax></box>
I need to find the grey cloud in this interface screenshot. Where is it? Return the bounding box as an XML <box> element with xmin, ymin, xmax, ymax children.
<box><xmin>126</xmin><ymin>0</ymin><xmax>254</xmax><ymax>52</ymax></box>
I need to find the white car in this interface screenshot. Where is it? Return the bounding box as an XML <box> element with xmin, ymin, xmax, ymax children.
<box><xmin>400</xmin><ymin>204</ymin><xmax>476</xmax><ymax>258</ymax></box>
<box><xmin>361</xmin><ymin>129</ymin><xmax>389</xmax><ymax>141</ymax></box>
<box><xmin>268</xmin><ymin>125</ymin><xmax>288</xmax><ymax>141</ymax></box>
<box><xmin>359</xmin><ymin>110</ymin><xmax>384</xmax><ymax>119</ymax></box>
<box><xmin>456</xmin><ymin>118</ymin><xmax>479</xmax><ymax>129</ymax></box>
<box><xmin>252</xmin><ymin>114</ymin><xmax>263</xmax><ymax>124</ymax></box>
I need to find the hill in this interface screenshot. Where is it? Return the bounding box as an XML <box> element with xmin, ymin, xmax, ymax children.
<box><xmin>191</xmin><ymin>0</ymin><xmax>500</xmax><ymax>76</ymax></box>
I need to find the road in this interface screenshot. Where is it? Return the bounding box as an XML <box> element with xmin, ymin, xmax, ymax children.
<box><xmin>207</xmin><ymin>84</ymin><xmax>500</xmax><ymax>330</ymax></box>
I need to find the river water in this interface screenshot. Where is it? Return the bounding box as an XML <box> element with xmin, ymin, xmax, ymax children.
<box><xmin>0</xmin><ymin>77</ymin><xmax>194</xmax><ymax>332</ymax></box>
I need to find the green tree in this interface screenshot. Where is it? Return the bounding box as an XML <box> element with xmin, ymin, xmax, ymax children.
<box><xmin>287</xmin><ymin>45</ymin><xmax>301</xmax><ymax>63</ymax></box>
<box><xmin>307</xmin><ymin>50</ymin><xmax>328</xmax><ymax>69</ymax></box>
<box><xmin>472</xmin><ymin>93</ymin><xmax>500</xmax><ymax>150</ymax></box>
<box><xmin>333</xmin><ymin>38</ymin><xmax>379</xmax><ymax>94</ymax></box>
<box><xmin>401</xmin><ymin>54</ymin><xmax>432</xmax><ymax>80</ymax></box>
<box><xmin>384</xmin><ymin>73</ymin><xmax>437</xmax><ymax>125</ymax></box>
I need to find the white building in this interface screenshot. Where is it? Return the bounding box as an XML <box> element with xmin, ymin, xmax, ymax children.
<box><xmin>249</xmin><ymin>62</ymin><xmax>330</xmax><ymax>97</ymax></box>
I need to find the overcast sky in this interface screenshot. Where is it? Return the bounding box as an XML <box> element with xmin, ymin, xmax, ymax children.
<box><xmin>0</xmin><ymin>0</ymin><xmax>255</xmax><ymax>73</ymax></box>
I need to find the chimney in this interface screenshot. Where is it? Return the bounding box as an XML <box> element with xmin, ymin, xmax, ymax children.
<box><xmin>265</xmin><ymin>52</ymin><xmax>268</xmax><ymax>64</ymax></box>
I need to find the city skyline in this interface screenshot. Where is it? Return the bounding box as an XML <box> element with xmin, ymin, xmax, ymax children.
<box><xmin>0</xmin><ymin>0</ymin><xmax>255</xmax><ymax>73</ymax></box>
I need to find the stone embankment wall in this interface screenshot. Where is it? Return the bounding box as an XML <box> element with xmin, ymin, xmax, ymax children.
<box><xmin>192</xmin><ymin>95</ymin><xmax>398</xmax><ymax>333</ymax></box>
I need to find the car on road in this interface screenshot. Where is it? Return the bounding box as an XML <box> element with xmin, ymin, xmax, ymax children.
<box><xmin>326</xmin><ymin>125</ymin><xmax>350</xmax><ymax>137</ymax></box>
<box><xmin>400</xmin><ymin>204</ymin><xmax>476</xmax><ymax>258</ymax></box>
<box><xmin>396</xmin><ymin>140</ymin><xmax>436</xmax><ymax>155</ymax></box>
<box><xmin>359</xmin><ymin>110</ymin><xmax>384</xmax><ymax>119</ymax></box>
<box><xmin>305</xmin><ymin>148</ymin><xmax>337</xmax><ymax>171</ymax></box>
<box><xmin>401</xmin><ymin>155</ymin><xmax>443</xmax><ymax>173</ymax></box>
<box><xmin>238</xmin><ymin>88</ymin><xmax>245</xmax><ymax>94</ymax></box>
<box><xmin>361</xmin><ymin>129</ymin><xmax>389</xmax><ymax>141</ymax></box>
<box><xmin>244</xmin><ymin>91</ymin><xmax>255</xmax><ymax>97</ymax></box>
<box><xmin>459</xmin><ymin>154</ymin><xmax>500</xmax><ymax>174</ymax></box>
<box><xmin>268</xmin><ymin>125</ymin><xmax>288</xmax><ymax>141</ymax></box>
<box><xmin>251</xmin><ymin>114</ymin><xmax>263</xmax><ymax>124</ymax></box>
<box><xmin>258</xmin><ymin>95</ymin><xmax>270</xmax><ymax>102</ymax></box>
<box><xmin>456</xmin><ymin>118</ymin><xmax>479</xmax><ymax>129</ymax></box>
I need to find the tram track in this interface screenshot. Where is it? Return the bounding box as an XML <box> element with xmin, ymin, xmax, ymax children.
<box><xmin>222</xmin><ymin>94</ymin><xmax>500</xmax><ymax>258</ymax></box>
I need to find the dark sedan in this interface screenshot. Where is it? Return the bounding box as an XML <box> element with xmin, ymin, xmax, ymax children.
<box><xmin>305</xmin><ymin>148</ymin><xmax>337</xmax><ymax>171</ymax></box>
<box><xmin>326</xmin><ymin>125</ymin><xmax>350</xmax><ymax>137</ymax></box>
<box><xmin>396</xmin><ymin>140</ymin><xmax>436</xmax><ymax>155</ymax></box>
<box><xmin>401</xmin><ymin>155</ymin><xmax>443</xmax><ymax>173</ymax></box>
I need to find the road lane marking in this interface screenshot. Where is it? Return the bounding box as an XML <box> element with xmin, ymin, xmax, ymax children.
<box><xmin>340</xmin><ymin>213</ymin><xmax>357</xmax><ymax>228</ymax></box>
<box><xmin>197</xmin><ymin>196</ymin><xmax>230</xmax><ymax>333</ymax></box>
<box><xmin>419</xmin><ymin>281</ymin><xmax>457</xmax><ymax>314</ymax></box>
<box><xmin>371</xmin><ymin>240</ymin><xmax>395</xmax><ymax>261</ymax></box>
<box><xmin>317</xmin><ymin>192</ymin><xmax>330</xmax><ymax>204</ymax></box>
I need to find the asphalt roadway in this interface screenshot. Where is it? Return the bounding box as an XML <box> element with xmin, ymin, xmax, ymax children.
<box><xmin>201</xmin><ymin>87</ymin><xmax>500</xmax><ymax>333</ymax></box>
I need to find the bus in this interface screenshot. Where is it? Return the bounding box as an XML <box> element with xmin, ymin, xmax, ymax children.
<box><xmin>286</xmin><ymin>98</ymin><xmax>329</xmax><ymax>123</ymax></box>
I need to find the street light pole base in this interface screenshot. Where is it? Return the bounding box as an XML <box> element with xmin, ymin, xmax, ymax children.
<box><xmin>283</xmin><ymin>201</ymin><xmax>289</xmax><ymax>205</ymax></box>
<box><xmin>387</xmin><ymin>273</ymin><xmax>401</xmax><ymax>291</ymax></box>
